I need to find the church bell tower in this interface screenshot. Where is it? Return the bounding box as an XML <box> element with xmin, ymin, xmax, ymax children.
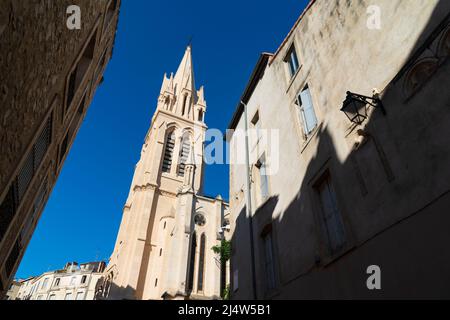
<box><xmin>104</xmin><ymin>46</ymin><xmax>213</xmax><ymax>300</ymax></box>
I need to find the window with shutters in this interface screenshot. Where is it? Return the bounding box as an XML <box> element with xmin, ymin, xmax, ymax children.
<box><xmin>296</xmin><ymin>84</ymin><xmax>318</xmax><ymax>137</ymax></box>
<box><xmin>197</xmin><ymin>233</ymin><xmax>206</xmax><ymax>292</ymax></box>
<box><xmin>0</xmin><ymin>114</ymin><xmax>52</xmax><ymax>243</ymax></box>
<box><xmin>0</xmin><ymin>183</ymin><xmax>18</xmax><ymax>242</ymax></box>
<box><xmin>66</xmin><ymin>69</ymin><xmax>77</xmax><ymax>114</ymax></box>
<box><xmin>5</xmin><ymin>240</ymin><xmax>21</xmax><ymax>277</ymax></box>
<box><xmin>94</xmin><ymin>47</ymin><xmax>108</xmax><ymax>84</ymax></box>
<box><xmin>105</xmin><ymin>0</ymin><xmax>118</xmax><ymax>29</ymax></box>
<box><xmin>66</xmin><ymin>30</ymin><xmax>97</xmax><ymax>111</ymax></box>
<box><xmin>60</xmin><ymin>93</ymin><xmax>86</xmax><ymax>165</ymax></box>
<box><xmin>59</xmin><ymin>133</ymin><xmax>69</xmax><ymax>164</ymax></box>
<box><xmin>316</xmin><ymin>173</ymin><xmax>346</xmax><ymax>255</ymax></box>
<box><xmin>21</xmin><ymin>179</ymin><xmax>48</xmax><ymax>246</ymax></box>
<box><xmin>177</xmin><ymin>134</ymin><xmax>191</xmax><ymax>177</ymax></box>
<box><xmin>162</xmin><ymin>131</ymin><xmax>175</xmax><ymax>173</ymax></box>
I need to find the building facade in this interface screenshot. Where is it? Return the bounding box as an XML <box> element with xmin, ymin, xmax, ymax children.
<box><xmin>0</xmin><ymin>0</ymin><xmax>120</xmax><ymax>296</ymax></box>
<box><xmin>99</xmin><ymin>46</ymin><xmax>230</xmax><ymax>300</ymax></box>
<box><xmin>6</xmin><ymin>261</ymin><xmax>106</xmax><ymax>300</ymax></box>
<box><xmin>228</xmin><ymin>0</ymin><xmax>450</xmax><ymax>299</ymax></box>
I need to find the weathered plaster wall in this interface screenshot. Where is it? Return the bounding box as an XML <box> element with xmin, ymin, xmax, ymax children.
<box><xmin>230</xmin><ymin>0</ymin><xmax>450</xmax><ymax>299</ymax></box>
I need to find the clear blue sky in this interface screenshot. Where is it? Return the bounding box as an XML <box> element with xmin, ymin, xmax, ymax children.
<box><xmin>16</xmin><ymin>0</ymin><xmax>309</xmax><ymax>279</ymax></box>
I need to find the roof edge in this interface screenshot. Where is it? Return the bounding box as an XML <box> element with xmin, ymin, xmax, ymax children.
<box><xmin>270</xmin><ymin>0</ymin><xmax>317</xmax><ymax>64</ymax></box>
<box><xmin>227</xmin><ymin>53</ymin><xmax>273</xmax><ymax>132</ymax></box>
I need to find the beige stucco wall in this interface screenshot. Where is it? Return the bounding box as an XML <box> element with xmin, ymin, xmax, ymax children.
<box><xmin>229</xmin><ymin>0</ymin><xmax>450</xmax><ymax>299</ymax></box>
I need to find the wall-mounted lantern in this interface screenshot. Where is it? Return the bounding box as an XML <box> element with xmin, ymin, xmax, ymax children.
<box><xmin>340</xmin><ymin>91</ymin><xmax>386</xmax><ymax>125</ymax></box>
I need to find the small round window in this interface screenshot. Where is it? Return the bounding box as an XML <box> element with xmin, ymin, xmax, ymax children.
<box><xmin>194</xmin><ymin>214</ymin><xmax>206</xmax><ymax>226</ymax></box>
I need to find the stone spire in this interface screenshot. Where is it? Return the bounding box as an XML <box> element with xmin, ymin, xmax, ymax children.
<box><xmin>173</xmin><ymin>45</ymin><xmax>195</xmax><ymax>95</ymax></box>
<box><xmin>156</xmin><ymin>45</ymin><xmax>205</xmax><ymax>121</ymax></box>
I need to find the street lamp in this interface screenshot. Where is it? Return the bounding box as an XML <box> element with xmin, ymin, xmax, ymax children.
<box><xmin>340</xmin><ymin>91</ymin><xmax>386</xmax><ymax>125</ymax></box>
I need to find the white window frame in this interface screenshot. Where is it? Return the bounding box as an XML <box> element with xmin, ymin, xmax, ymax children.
<box><xmin>284</xmin><ymin>44</ymin><xmax>300</xmax><ymax>78</ymax></box>
<box><xmin>296</xmin><ymin>85</ymin><xmax>318</xmax><ymax>138</ymax></box>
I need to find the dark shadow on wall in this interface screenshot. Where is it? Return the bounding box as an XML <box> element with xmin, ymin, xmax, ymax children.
<box><xmin>231</xmin><ymin>2</ymin><xmax>450</xmax><ymax>300</ymax></box>
<box><xmin>95</xmin><ymin>277</ymin><xmax>137</xmax><ymax>300</ymax></box>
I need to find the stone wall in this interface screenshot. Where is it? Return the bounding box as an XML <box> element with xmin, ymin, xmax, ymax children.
<box><xmin>0</xmin><ymin>0</ymin><xmax>120</xmax><ymax>295</ymax></box>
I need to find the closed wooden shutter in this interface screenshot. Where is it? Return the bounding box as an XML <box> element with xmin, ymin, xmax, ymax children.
<box><xmin>1</xmin><ymin>114</ymin><xmax>52</xmax><ymax>242</ymax></box>
<box><xmin>0</xmin><ymin>184</ymin><xmax>18</xmax><ymax>241</ymax></box>
<box><xmin>17</xmin><ymin>151</ymin><xmax>34</xmax><ymax>203</ymax></box>
<box><xmin>5</xmin><ymin>240</ymin><xmax>21</xmax><ymax>277</ymax></box>
<box><xmin>34</xmin><ymin>116</ymin><xmax>52</xmax><ymax>172</ymax></box>
<box><xmin>317</xmin><ymin>176</ymin><xmax>346</xmax><ymax>254</ymax></box>
<box><xmin>299</xmin><ymin>86</ymin><xmax>318</xmax><ymax>136</ymax></box>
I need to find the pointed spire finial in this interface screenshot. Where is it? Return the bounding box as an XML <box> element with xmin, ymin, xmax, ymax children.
<box><xmin>173</xmin><ymin>44</ymin><xmax>196</xmax><ymax>96</ymax></box>
<box><xmin>187</xmin><ymin>35</ymin><xmax>194</xmax><ymax>48</ymax></box>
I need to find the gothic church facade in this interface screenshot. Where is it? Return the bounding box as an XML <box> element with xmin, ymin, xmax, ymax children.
<box><xmin>101</xmin><ymin>47</ymin><xmax>229</xmax><ymax>300</ymax></box>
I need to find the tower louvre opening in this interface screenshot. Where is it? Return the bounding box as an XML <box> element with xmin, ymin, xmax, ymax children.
<box><xmin>162</xmin><ymin>132</ymin><xmax>175</xmax><ymax>173</ymax></box>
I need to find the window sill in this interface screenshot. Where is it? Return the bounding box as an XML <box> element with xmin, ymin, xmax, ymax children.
<box><xmin>300</xmin><ymin>123</ymin><xmax>321</xmax><ymax>154</ymax></box>
<box><xmin>286</xmin><ymin>66</ymin><xmax>302</xmax><ymax>93</ymax></box>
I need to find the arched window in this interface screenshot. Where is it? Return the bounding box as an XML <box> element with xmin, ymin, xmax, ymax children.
<box><xmin>162</xmin><ymin>131</ymin><xmax>175</xmax><ymax>173</ymax></box>
<box><xmin>197</xmin><ymin>233</ymin><xmax>206</xmax><ymax>292</ymax></box>
<box><xmin>177</xmin><ymin>134</ymin><xmax>191</xmax><ymax>176</ymax></box>
<box><xmin>198</xmin><ymin>109</ymin><xmax>204</xmax><ymax>122</ymax></box>
<box><xmin>187</xmin><ymin>232</ymin><xmax>197</xmax><ymax>292</ymax></box>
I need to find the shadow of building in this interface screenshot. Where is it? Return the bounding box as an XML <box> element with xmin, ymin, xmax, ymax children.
<box><xmin>229</xmin><ymin>0</ymin><xmax>450</xmax><ymax>299</ymax></box>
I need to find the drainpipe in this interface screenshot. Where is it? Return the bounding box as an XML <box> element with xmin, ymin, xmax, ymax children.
<box><xmin>241</xmin><ymin>101</ymin><xmax>257</xmax><ymax>300</ymax></box>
